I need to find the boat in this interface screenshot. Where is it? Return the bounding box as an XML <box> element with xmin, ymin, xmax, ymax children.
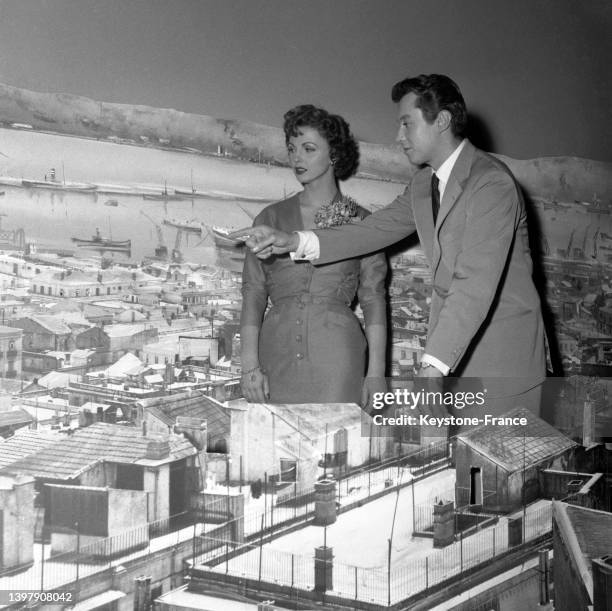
<box><xmin>162</xmin><ymin>218</ymin><xmax>202</xmax><ymax>234</ymax></box>
<box><xmin>143</xmin><ymin>181</ymin><xmax>185</xmax><ymax>201</ymax></box>
<box><xmin>172</xmin><ymin>187</ymin><xmax>272</xmax><ymax>204</ymax></box>
<box><xmin>71</xmin><ymin>228</ymin><xmax>131</xmax><ymax>251</ymax></box>
<box><xmin>22</xmin><ymin>179</ymin><xmax>97</xmax><ymax>192</ymax></box>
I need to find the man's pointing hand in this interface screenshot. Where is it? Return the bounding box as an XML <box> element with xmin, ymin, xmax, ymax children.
<box><xmin>228</xmin><ymin>225</ymin><xmax>299</xmax><ymax>259</ymax></box>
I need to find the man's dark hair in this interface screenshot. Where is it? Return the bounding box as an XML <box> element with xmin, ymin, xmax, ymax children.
<box><xmin>283</xmin><ymin>104</ymin><xmax>360</xmax><ymax>181</ymax></box>
<box><xmin>391</xmin><ymin>74</ymin><xmax>467</xmax><ymax>138</ymax></box>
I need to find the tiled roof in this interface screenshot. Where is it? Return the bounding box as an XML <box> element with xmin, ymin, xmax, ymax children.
<box><xmin>265</xmin><ymin>403</ymin><xmax>364</xmax><ymax>440</ymax></box>
<box><xmin>38</xmin><ymin>371</ymin><xmax>82</xmax><ymax>389</ymax></box>
<box><xmin>0</xmin><ymin>325</ymin><xmax>21</xmax><ymax>337</ymax></box>
<box><xmin>141</xmin><ymin>392</ymin><xmax>230</xmax><ymax>439</ymax></box>
<box><xmin>458</xmin><ymin>407</ymin><xmax>577</xmax><ymax>472</ymax></box>
<box><xmin>104</xmin><ymin>353</ymin><xmax>144</xmax><ymax>377</ymax></box>
<box><xmin>104</xmin><ymin>323</ymin><xmax>152</xmax><ymax>338</ymax></box>
<box><xmin>0</xmin><ymin>422</ymin><xmax>194</xmax><ymax>479</ymax></box>
<box><xmin>29</xmin><ymin>315</ymin><xmax>72</xmax><ymax>335</ymax></box>
<box><xmin>0</xmin><ymin>429</ymin><xmax>59</xmax><ymax>468</ymax></box>
<box><xmin>564</xmin><ymin>503</ymin><xmax>612</xmax><ymax>562</ymax></box>
<box><xmin>553</xmin><ymin>501</ymin><xmax>612</xmax><ymax>600</ymax></box>
<box><xmin>147</xmin><ymin>405</ymin><xmax>175</xmax><ymax>427</ymax></box>
<box><xmin>0</xmin><ymin>408</ymin><xmax>33</xmax><ymax>428</ymax></box>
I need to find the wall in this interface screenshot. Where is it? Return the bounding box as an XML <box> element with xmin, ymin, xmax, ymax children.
<box><xmin>109</xmin><ymin>488</ymin><xmax>149</xmax><ymax>535</ymax></box>
<box><xmin>144</xmin><ymin>464</ymin><xmax>170</xmax><ymax>522</ymax></box>
<box><xmin>455</xmin><ymin>441</ymin><xmax>509</xmax><ymax>512</ymax></box>
<box><xmin>0</xmin><ymin>475</ymin><xmax>35</xmax><ymax>570</ymax></box>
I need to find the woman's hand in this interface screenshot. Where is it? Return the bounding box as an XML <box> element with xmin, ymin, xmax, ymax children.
<box><xmin>241</xmin><ymin>367</ymin><xmax>270</xmax><ymax>403</ymax></box>
<box><xmin>361</xmin><ymin>376</ymin><xmax>388</xmax><ymax>413</ymax></box>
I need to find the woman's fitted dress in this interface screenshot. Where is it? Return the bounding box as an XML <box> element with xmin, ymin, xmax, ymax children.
<box><xmin>240</xmin><ymin>195</ymin><xmax>388</xmax><ymax>403</ymax></box>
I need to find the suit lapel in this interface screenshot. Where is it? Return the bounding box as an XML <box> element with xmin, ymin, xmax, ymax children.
<box><xmin>431</xmin><ymin>141</ymin><xmax>476</xmax><ymax>272</ymax></box>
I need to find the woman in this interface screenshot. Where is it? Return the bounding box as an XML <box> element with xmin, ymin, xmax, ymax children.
<box><xmin>240</xmin><ymin>104</ymin><xmax>387</xmax><ymax>405</ymax></box>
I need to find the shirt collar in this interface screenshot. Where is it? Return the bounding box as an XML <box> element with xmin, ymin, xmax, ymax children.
<box><xmin>433</xmin><ymin>139</ymin><xmax>467</xmax><ymax>187</ymax></box>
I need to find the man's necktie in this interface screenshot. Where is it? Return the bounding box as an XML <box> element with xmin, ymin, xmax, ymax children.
<box><xmin>431</xmin><ymin>173</ymin><xmax>440</xmax><ymax>224</ymax></box>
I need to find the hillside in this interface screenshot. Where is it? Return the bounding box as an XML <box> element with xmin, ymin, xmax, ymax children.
<box><xmin>0</xmin><ymin>82</ymin><xmax>610</xmax><ymax>201</ymax></box>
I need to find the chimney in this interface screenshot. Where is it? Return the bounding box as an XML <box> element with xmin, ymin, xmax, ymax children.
<box><xmin>165</xmin><ymin>362</ymin><xmax>174</xmax><ymax>385</ymax></box>
<box><xmin>583</xmin><ymin>398</ymin><xmax>595</xmax><ymax>447</ymax></box>
<box><xmin>133</xmin><ymin>575</ymin><xmax>152</xmax><ymax>611</ymax></box>
<box><xmin>145</xmin><ymin>436</ymin><xmax>171</xmax><ymax>460</ymax></box>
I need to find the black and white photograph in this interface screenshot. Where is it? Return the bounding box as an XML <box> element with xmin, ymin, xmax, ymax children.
<box><xmin>0</xmin><ymin>1</ymin><xmax>610</xmax><ymax>609</ymax></box>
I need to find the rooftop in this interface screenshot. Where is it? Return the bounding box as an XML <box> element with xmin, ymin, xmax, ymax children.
<box><xmin>0</xmin><ymin>429</ymin><xmax>59</xmax><ymax>469</ymax></box>
<box><xmin>264</xmin><ymin>402</ymin><xmax>366</xmax><ymax>440</ymax></box>
<box><xmin>0</xmin><ymin>408</ymin><xmax>33</xmax><ymax>428</ymax></box>
<box><xmin>0</xmin><ymin>324</ymin><xmax>21</xmax><ymax>337</ymax></box>
<box><xmin>553</xmin><ymin>500</ymin><xmax>612</xmax><ymax>601</ymax></box>
<box><xmin>457</xmin><ymin>407</ymin><xmax>577</xmax><ymax>473</ymax></box>
<box><xmin>0</xmin><ymin>422</ymin><xmax>195</xmax><ymax>479</ymax></box>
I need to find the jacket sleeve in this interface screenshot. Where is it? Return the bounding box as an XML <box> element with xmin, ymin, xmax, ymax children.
<box><xmin>424</xmin><ymin>172</ymin><xmax>521</xmax><ymax>370</ymax></box>
<box><xmin>357</xmin><ymin>251</ymin><xmax>388</xmax><ymax>327</ymax></box>
<box><xmin>314</xmin><ymin>187</ymin><xmax>417</xmax><ymax>265</ymax></box>
<box><xmin>240</xmin><ymin>215</ymin><xmax>269</xmax><ymax>327</ymax></box>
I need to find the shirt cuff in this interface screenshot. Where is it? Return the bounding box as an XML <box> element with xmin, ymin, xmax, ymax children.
<box><xmin>421</xmin><ymin>354</ymin><xmax>450</xmax><ymax>375</ymax></box>
<box><xmin>290</xmin><ymin>231</ymin><xmax>320</xmax><ymax>260</ymax></box>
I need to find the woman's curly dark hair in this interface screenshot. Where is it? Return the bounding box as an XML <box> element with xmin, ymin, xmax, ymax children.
<box><xmin>283</xmin><ymin>104</ymin><xmax>360</xmax><ymax>181</ymax></box>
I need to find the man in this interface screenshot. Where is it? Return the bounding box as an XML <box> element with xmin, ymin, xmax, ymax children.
<box><xmin>233</xmin><ymin>74</ymin><xmax>546</xmax><ymax>412</ymax></box>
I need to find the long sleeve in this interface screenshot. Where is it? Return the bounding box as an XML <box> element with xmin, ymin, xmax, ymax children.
<box><xmin>314</xmin><ymin>187</ymin><xmax>417</xmax><ymax>265</ymax></box>
<box><xmin>240</xmin><ymin>239</ymin><xmax>269</xmax><ymax>327</ymax></box>
<box><xmin>424</xmin><ymin>172</ymin><xmax>521</xmax><ymax>370</ymax></box>
<box><xmin>357</xmin><ymin>251</ymin><xmax>388</xmax><ymax>326</ymax></box>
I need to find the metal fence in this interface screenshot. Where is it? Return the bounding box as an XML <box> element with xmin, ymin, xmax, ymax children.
<box><xmin>201</xmin><ymin>501</ymin><xmax>553</xmax><ymax>606</ymax></box>
<box><xmin>0</xmin><ymin>510</ymin><xmax>199</xmax><ymax>596</ymax></box>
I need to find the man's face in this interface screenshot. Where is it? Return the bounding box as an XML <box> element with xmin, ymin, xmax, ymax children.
<box><xmin>396</xmin><ymin>92</ymin><xmax>439</xmax><ymax>168</ymax></box>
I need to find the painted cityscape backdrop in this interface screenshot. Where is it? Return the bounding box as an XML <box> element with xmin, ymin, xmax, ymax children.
<box><xmin>1</xmin><ymin>82</ymin><xmax>611</xmax><ymax>382</ymax></box>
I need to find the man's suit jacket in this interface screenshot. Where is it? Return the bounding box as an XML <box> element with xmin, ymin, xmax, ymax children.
<box><xmin>315</xmin><ymin>140</ymin><xmax>546</xmax><ymax>394</ymax></box>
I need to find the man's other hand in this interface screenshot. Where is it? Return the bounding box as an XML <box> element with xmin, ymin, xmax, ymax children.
<box><xmin>228</xmin><ymin>225</ymin><xmax>299</xmax><ymax>259</ymax></box>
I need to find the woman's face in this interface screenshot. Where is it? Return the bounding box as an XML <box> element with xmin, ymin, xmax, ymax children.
<box><xmin>287</xmin><ymin>126</ymin><xmax>334</xmax><ymax>186</ymax></box>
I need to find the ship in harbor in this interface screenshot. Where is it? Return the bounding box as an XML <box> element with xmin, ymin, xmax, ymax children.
<box><xmin>22</xmin><ymin>178</ymin><xmax>97</xmax><ymax>192</ymax></box>
<box><xmin>575</xmin><ymin>193</ymin><xmax>610</xmax><ymax>215</ymax></box>
<box><xmin>143</xmin><ymin>181</ymin><xmax>185</xmax><ymax>201</ymax></box>
<box><xmin>71</xmin><ymin>228</ymin><xmax>131</xmax><ymax>252</ymax></box>
<box><xmin>162</xmin><ymin>218</ymin><xmax>202</xmax><ymax>234</ymax></box>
